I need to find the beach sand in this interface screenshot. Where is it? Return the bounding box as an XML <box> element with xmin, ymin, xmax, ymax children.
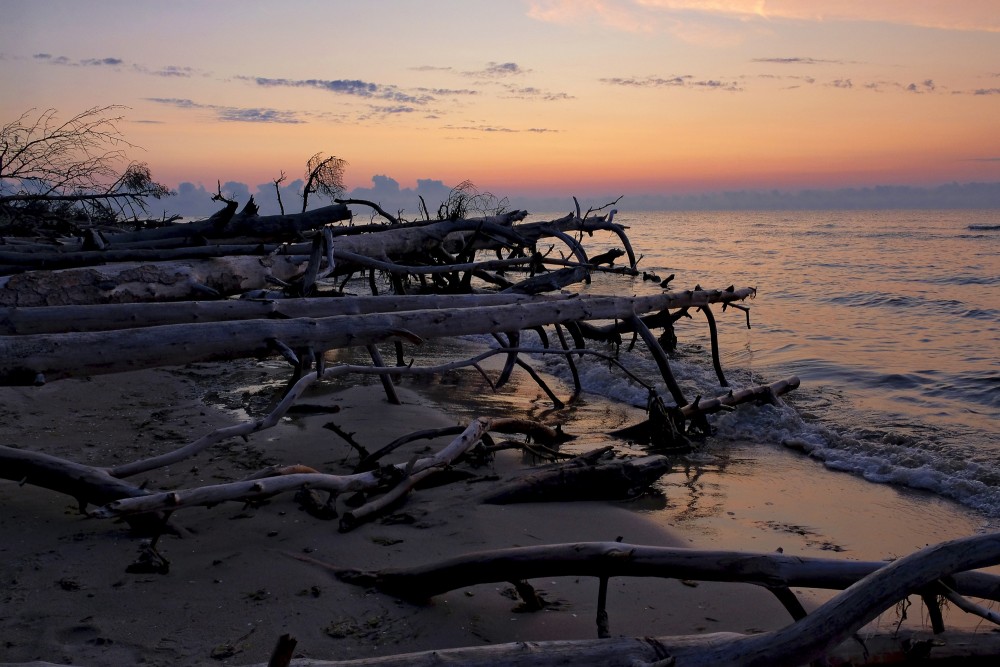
<box><xmin>0</xmin><ymin>358</ymin><xmax>991</xmax><ymax>666</ymax></box>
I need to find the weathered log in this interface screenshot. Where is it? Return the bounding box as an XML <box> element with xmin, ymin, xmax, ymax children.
<box><xmin>326</xmin><ymin>209</ymin><xmax>528</xmax><ymax>237</ymax></box>
<box><xmin>355</xmin><ymin>419</ymin><xmax>572</xmax><ymax>473</ymax></box>
<box><xmin>629</xmin><ymin>313</ymin><xmax>688</xmax><ymax>406</ymax></box>
<box><xmin>611</xmin><ymin>377</ymin><xmax>801</xmax><ymax>443</ymax></box>
<box><xmin>0</xmin><ymin>293</ymin><xmax>573</xmax><ymax>335</ymax></box>
<box><xmin>325</xmin><ymin>538</ymin><xmax>1000</xmax><ymax>605</ymax></box>
<box><xmin>0</xmin><ymin>241</ymin><xmax>293</xmax><ymax>274</ymax></box>
<box><xmin>701</xmin><ymin>303</ymin><xmax>729</xmax><ymax>387</ymax></box>
<box><xmin>242</xmin><ymin>630</ymin><xmax>1000</xmax><ymax>667</ymax></box>
<box><xmin>0</xmin><ymin>214</ymin><xmax>553</xmax><ymax>305</ymax></box>
<box><xmin>502</xmin><ymin>266</ymin><xmax>590</xmax><ymax>294</ymax></box>
<box><xmin>105</xmin><ymin>347</ymin><xmax>586</xmax><ymax>480</ymax></box>
<box><xmin>469</xmin><ymin>213</ymin><xmax>640</xmax><ymax>270</ymax></box>
<box><xmin>266</xmin><ymin>633</ymin><xmax>297</xmax><ymax>667</ymax></box>
<box><xmin>102</xmin><ymin>203</ymin><xmax>352</xmax><ymax>244</ymax></box>
<box><xmin>335</xmin><ymin>216</ymin><xmax>528</xmax><ymax>258</ymax></box>
<box><xmin>0</xmin><ymin>288</ymin><xmax>754</xmax><ymax>385</ymax></box>
<box><xmin>91</xmin><ymin>417</ymin><xmax>493</xmax><ymax>517</ymax></box>
<box><xmin>0</xmin><ymin>255</ymin><xmax>312</xmax><ymax>306</ymax></box>
<box><xmin>338</xmin><ymin>467</ymin><xmax>437</xmax><ymax>533</ymax></box>
<box><xmin>91</xmin><ymin>416</ymin><xmax>567</xmax><ymax>518</ymax></box>
<box><xmin>0</xmin><ymin>444</ymin><xmax>148</xmax><ymax>508</ymax></box>
<box><xmin>296</xmin><ymin>535</ymin><xmax>1000</xmax><ymax>666</ymax></box>
<box><xmin>479</xmin><ymin>455</ymin><xmax>671</xmax><ymax>504</ymax></box>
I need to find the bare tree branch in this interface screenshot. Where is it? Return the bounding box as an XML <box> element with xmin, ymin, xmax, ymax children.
<box><xmin>301</xmin><ymin>153</ymin><xmax>347</xmax><ymax>213</ymax></box>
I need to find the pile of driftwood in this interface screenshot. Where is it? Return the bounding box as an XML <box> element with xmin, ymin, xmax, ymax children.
<box><xmin>5</xmin><ymin>198</ymin><xmax>997</xmax><ymax>665</ymax></box>
<box><xmin>0</xmin><ymin>198</ymin><xmax>787</xmax><ymax>515</ymax></box>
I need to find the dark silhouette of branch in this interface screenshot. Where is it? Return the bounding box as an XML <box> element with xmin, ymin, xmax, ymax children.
<box><xmin>0</xmin><ymin>106</ymin><xmax>171</xmax><ymax>219</ymax></box>
<box><xmin>301</xmin><ymin>153</ymin><xmax>347</xmax><ymax>213</ymax></box>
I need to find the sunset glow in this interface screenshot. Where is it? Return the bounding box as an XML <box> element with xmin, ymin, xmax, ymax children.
<box><xmin>2</xmin><ymin>0</ymin><xmax>998</xmax><ymax>211</ymax></box>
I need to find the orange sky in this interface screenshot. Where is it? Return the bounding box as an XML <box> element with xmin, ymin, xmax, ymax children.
<box><xmin>2</xmin><ymin>0</ymin><xmax>999</xmax><ymax>207</ymax></box>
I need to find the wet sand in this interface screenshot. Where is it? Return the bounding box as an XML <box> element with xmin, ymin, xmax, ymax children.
<box><xmin>0</xmin><ymin>358</ymin><xmax>992</xmax><ymax>666</ymax></box>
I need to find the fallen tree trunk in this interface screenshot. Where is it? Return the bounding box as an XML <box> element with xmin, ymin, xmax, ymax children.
<box><xmin>88</xmin><ymin>419</ymin><xmax>489</xmax><ymax>518</ymax></box>
<box><xmin>611</xmin><ymin>377</ymin><xmax>801</xmax><ymax>445</ymax></box>
<box><xmin>286</xmin><ymin>534</ymin><xmax>1000</xmax><ymax>666</ymax></box>
<box><xmin>468</xmin><ymin>213</ymin><xmax>640</xmax><ymax>270</ymax></box>
<box><xmin>0</xmin><ymin>444</ymin><xmax>148</xmax><ymax>508</ymax></box>
<box><xmin>326</xmin><ymin>539</ymin><xmax>1000</xmax><ymax>605</ymax></box>
<box><xmin>89</xmin><ymin>416</ymin><xmax>556</xmax><ymax>518</ymax></box>
<box><xmin>0</xmin><ymin>211</ymin><xmax>626</xmax><ymax>303</ymax></box>
<box><xmin>243</xmin><ymin>630</ymin><xmax>1000</xmax><ymax>667</ymax></box>
<box><xmin>0</xmin><ymin>288</ymin><xmax>754</xmax><ymax>385</ymax></box>
<box><xmin>0</xmin><ymin>293</ymin><xmax>573</xmax><ymax>335</ymax></box>
<box><xmin>0</xmin><ymin>255</ymin><xmax>312</xmax><ymax>306</ymax></box>
<box><xmin>479</xmin><ymin>454</ymin><xmax>671</xmax><ymax>504</ymax></box>
<box><xmin>101</xmin><ymin>202</ymin><xmax>352</xmax><ymax>244</ymax></box>
<box><xmin>0</xmin><ymin>214</ymin><xmax>533</xmax><ymax>305</ymax></box>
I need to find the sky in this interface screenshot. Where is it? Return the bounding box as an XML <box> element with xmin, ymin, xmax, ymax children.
<box><xmin>2</xmin><ymin>0</ymin><xmax>999</xmax><ymax>214</ymax></box>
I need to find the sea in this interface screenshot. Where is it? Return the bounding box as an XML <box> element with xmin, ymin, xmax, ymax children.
<box><xmin>314</xmin><ymin>207</ymin><xmax>998</xmax><ymax>526</ymax></box>
<box><xmin>503</xmin><ymin>209</ymin><xmax>999</xmax><ymax>521</ymax></box>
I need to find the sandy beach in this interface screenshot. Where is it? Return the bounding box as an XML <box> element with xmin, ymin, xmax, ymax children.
<box><xmin>0</xmin><ymin>356</ymin><xmax>992</xmax><ymax>666</ymax></box>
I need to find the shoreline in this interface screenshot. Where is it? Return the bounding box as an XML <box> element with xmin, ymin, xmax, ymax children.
<box><xmin>0</xmin><ymin>360</ymin><xmax>994</xmax><ymax>665</ymax></box>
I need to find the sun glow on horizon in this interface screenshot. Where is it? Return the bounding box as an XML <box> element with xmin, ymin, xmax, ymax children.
<box><xmin>2</xmin><ymin>0</ymin><xmax>998</xmax><ymax>210</ymax></box>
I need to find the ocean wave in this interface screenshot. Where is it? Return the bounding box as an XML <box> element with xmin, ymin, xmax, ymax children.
<box><xmin>825</xmin><ymin>291</ymin><xmax>1000</xmax><ymax>321</ymax></box>
<box><xmin>968</xmin><ymin>224</ymin><xmax>1000</xmax><ymax>231</ymax></box>
<box><xmin>712</xmin><ymin>402</ymin><xmax>1000</xmax><ymax>518</ymax></box>
<box><xmin>925</xmin><ymin>274</ymin><xmax>1000</xmax><ymax>287</ymax></box>
<box><xmin>533</xmin><ymin>335</ymin><xmax>1000</xmax><ymax>517</ymax></box>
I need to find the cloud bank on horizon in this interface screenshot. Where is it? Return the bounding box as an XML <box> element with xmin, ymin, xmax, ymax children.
<box><xmin>1</xmin><ymin>0</ymin><xmax>998</xmax><ymax>200</ymax></box>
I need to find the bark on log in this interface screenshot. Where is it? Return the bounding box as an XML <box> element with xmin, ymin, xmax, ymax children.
<box><xmin>0</xmin><ymin>288</ymin><xmax>755</xmax><ymax>385</ymax></box>
<box><xmin>0</xmin><ymin>242</ymin><xmax>292</xmax><ymax>274</ymax></box>
<box><xmin>334</xmin><ymin>216</ymin><xmax>529</xmax><ymax>259</ymax></box>
<box><xmin>0</xmin><ymin>255</ymin><xmax>311</xmax><ymax>306</ymax></box>
<box><xmin>0</xmin><ymin>444</ymin><xmax>148</xmax><ymax>508</ymax></box>
<box><xmin>242</xmin><ymin>630</ymin><xmax>1000</xmax><ymax>667</ymax></box>
<box><xmin>611</xmin><ymin>377</ymin><xmax>801</xmax><ymax>443</ymax></box>
<box><xmin>90</xmin><ymin>416</ymin><xmax>560</xmax><ymax>518</ymax></box>
<box><xmin>294</xmin><ymin>534</ymin><xmax>1000</xmax><ymax>666</ymax></box>
<box><xmin>469</xmin><ymin>213</ymin><xmax>640</xmax><ymax>270</ymax></box>
<box><xmin>479</xmin><ymin>455</ymin><xmax>671</xmax><ymax>504</ymax></box>
<box><xmin>91</xmin><ymin>417</ymin><xmax>493</xmax><ymax>517</ymax></box>
<box><xmin>102</xmin><ymin>203</ymin><xmax>351</xmax><ymax>244</ymax></box>
<box><xmin>327</xmin><ymin>539</ymin><xmax>1000</xmax><ymax>605</ymax></box>
<box><xmin>105</xmin><ymin>347</ymin><xmax>582</xmax><ymax>480</ymax></box>
<box><xmin>0</xmin><ymin>293</ymin><xmax>572</xmax><ymax>335</ymax></box>
<box><xmin>0</xmin><ymin>215</ymin><xmax>540</xmax><ymax>305</ymax></box>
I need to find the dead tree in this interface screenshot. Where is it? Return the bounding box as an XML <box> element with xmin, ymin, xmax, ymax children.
<box><xmin>0</xmin><ymin>106</ymin><xmax>171</xmax><ymax>220</ymax></box>
<box><xmin>275</xmin><ymin>534</ymin><xmax>1000</xmax><ymax>667</ymax></box>
<box><xmin>0</xmin><ymin>288</ymin><xmax>756</xmax><ymax>384</ymax></box>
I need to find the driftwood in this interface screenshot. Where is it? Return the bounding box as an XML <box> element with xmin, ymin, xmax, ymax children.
<box><xmin>0</xmin><ymin>201</ymin><xmax>848</xmax><ymax>665</ymax></box>
<box><xmin>0</xmin><ymin>255</ymin><xmax>313</xmax><ymax>306</ymax></box>
<box><xmin>479</xmin><ymin>454</ymin><xmax>671</xmax><ymax>504</ymax></box>
<box><xmin>88</xmin><ymin>415</ymin><xmax>561</xmax><ymax>519</ymax></box>
<box><xmin>0</xmin><ymin>444</ymin><xmax>148</xmax><ymax>508</ymax></box>
<box><xmin>327</xmin><ymin>539</ymin><xmax>1000</xmax><ymax>605</ymax></box>
<box><xmin>0</xmin><ymin>346</ymin><xmax>796</xmax><ymax>489</ymax></box>
<box><xmin>86</xmin><ymin>432</ymin><xmax>673</xmax><ymax>521</ymax></box>
<box><xmin>284</xmin><ymin>534</ymin><xmax>1000</xmax><ymax>666</ymax></box>
<box><xmin>101</xmin><ymin>202</ymin><xmax>351</xmax><ymax>244</ymax></box>
<box><xmin>244</xmin><ymin>631</ymin><xmax>1000</xmax><ymax>666</ymax></box>
<box><xmin>0</xmin><ymin>288</ymin><xmax>754</xmax><ymax>385</ymax></box>
<box><xmin>0</xmin><ymin>212</ymin><xmax>533</xmax><ymax>304</ymax></box>
<box><xmin>0</xmin><ymin>292</ymin><xmax>573</xmax><ymax>335</ymax></box>
<box><xmin>1</xmin><ymin>199</ymin><xmax>786</xmax><ymax>562</ymax></box>
<box><xmin>0</xmin><ymin>210</ymin><xmax>646</xmax><ymax>305</ymax></box>
<box><xmin>611</xmin><ymin>377</ymin><xmax>801</xmax><ymax>446</ymax></box>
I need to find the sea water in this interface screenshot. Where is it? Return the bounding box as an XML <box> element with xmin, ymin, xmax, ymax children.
<box><xmin>519</xmin><ymin>209</ymin><xmax>999</xmax><ymax>519</ymax></box>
